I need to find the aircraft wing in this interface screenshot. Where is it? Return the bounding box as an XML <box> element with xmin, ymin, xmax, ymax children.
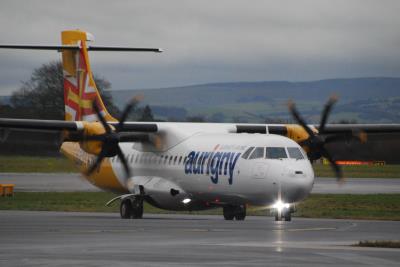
<box><xmin>317</xmin><ymin>124</ymin><xmax>400</xmax><ymax>134</ymax></box>
<box><xmin>235</xmin><ymin>123</ymin><xmax>400</xmax><ymax>135</ymax></box>
<box><xmin>0</xmin><ymin>118</ymin><xmax>158</xmax><ymax>133</ymax></box>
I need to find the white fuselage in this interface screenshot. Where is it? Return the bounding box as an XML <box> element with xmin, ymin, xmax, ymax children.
<box><xmin>107</xmin><ymin>122</ymin><xmax>314</xmax><ymax>211</ymax></box>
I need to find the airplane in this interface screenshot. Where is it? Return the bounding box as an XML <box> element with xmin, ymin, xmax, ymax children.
<box><xmin>1</xmin><ymin>30</ymin><xmax>399</xmax><ymax>221</ymax></box>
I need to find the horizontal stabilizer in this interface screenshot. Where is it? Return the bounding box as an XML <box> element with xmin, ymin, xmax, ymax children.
<box><xmin>0</xmin><ymin>45</ymin><xmax>163</xmax><ymax>53</ymax></box>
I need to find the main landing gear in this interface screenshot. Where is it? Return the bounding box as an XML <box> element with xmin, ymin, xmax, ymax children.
<box><xmin>120</xmin><ymin>198</ymin><xmax>144</xmax><ymax>219</ymax></box>
<box><xmin>223</xmin><ymin>205</ymin><xmax>246</xmax><ymax>221</ymax></box>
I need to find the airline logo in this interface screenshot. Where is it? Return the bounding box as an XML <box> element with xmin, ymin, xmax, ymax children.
<box><xmin>61</xmin><ymin>30</ymin><xmax>110</xmax><ymax>122</ymax></box>
<box><xmin>184</xmin><ymin>146</ymin><xmax>241</xmax><ymax>185</ymax></box>
<box><xmin>63</xmin><ymin>48</ymin><xmax>102</xmax><ymax>122</ymax></box>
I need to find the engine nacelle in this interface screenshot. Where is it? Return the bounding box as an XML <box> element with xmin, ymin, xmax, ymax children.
<box><xmin>286</xmin><ymin>124</ymin><xmax>318</xmax><ymax>153</ymax></box>
<box><xmin>79</xmin><ymin>121</ymin><xmax>110</xmax><ymax>155</ymax></box>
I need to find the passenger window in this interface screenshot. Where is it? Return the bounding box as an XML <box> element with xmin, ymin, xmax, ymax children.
<box><xmin>249</xmin><ymin>147</ymin><xmax>264</xmax><ymax>159</ymax></box>
<box><xmin>241</xmin><ymin>147</ymin><xmax>255</xmax><ymax>159</ymax></box>
<box><xmin>179</xmin><ymin>156</ymin><xmax>182</xmax><ymax>164</ymax></box>
<box><xmin>266</xmin><ymin>147</ymin><xmax>287</xmax><ymax>159</ymax></box>
<box><xmin>287</xmin><ymin>147</ymin><xmax>304</xmax><ymax>160</ymax></box>
<box><xmin>174</xmin><ymin>156</ymin><xmax>177</xmax><ymax>165</ymax></box>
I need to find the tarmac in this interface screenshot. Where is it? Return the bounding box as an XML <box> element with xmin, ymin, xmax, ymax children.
<box><xmin>0</xmin><ymin>172</ymin><xmax>400</xmax><ymax>194</ymax></box>
<box><xmin>0</xmin><ymin>211</ymin><xmax>399</xmax><ymax>266</ymax></box>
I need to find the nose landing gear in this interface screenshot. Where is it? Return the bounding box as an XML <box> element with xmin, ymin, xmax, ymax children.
<box><xmin>271</xmin><ymin>201</ymin><xmax>294</xmax><ymax>221</ymax></box>
<box><xmin>274</xmin><ymin>208</ymin><xmax>292</xmax><ymax>221</ymax></box>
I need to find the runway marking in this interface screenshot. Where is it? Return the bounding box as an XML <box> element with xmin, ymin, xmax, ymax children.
<box><xmin>51</xmin><ymin>229</ymin><xmax>144</xmax><ymax>234</ymax></box>
<box><xmin>274</xmin><ymin>227</ymin><xmax>336</xmax><ymax>232</ymax></box>
<box><xmin>317</xmin><ymin>252</ymin><xmax>400</xmax><ymax>266</ymax></box>
<box><xmin>211</xmin><ymin>241</ymin><xmax>400</xmax><ymax>253</ymax></box>
<box><xmin>183</xmin><ymin>228</ymin><xmax>232</xmax><ymax>232</ymax></box>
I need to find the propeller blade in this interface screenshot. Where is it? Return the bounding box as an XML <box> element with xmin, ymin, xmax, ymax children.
<box><xmin>86</xmin><ymin>149</ymin><xmax>107</xmax><ymax>176</ymax></box>
<box><xmin>319</xmin><ymin>95</ymin><xmax>337</xmax><ymax>134</ymax></box>
<box><xmin>288</xmin><ymin>100</ymin><xmax>315</xmax><ymax>138</ymax></box>
<box><xmin>116</xmin><ymin>146</ymin><xmax>131</xmax><ymax>177</ymax></box>
<box><xmin>324</xmin><ymin>134</ymin><xmax>362</xmax><ymax>144</ymax></box>
<box><xmin>92</xmin><ymin>100</ymin><xmax>112</xmax><ymax>134</ymax></box>
<box><xmin>152</xmin><ymin>135</ymin><xmax>163</xmax><ymax>150</ymax></box>
<box><xmin>321</xmin><ymin>147</ymin><xmax>343</xmax><ymax>182</ymax></box>
<box><xmin>83</xmin><ymin>134</ymin><xmax>108</xmax><ymax>142</ymax></box>
<box><xmin>117</xmin><ymin>98</ymin><xmax>138</xmax><ymax>131</ymax></box>
<box><xmin>63</xmin><ymin>132</ymin><xmax>107</xmax><ymax>142</ymax></box>
<box><xmin>354</xmin><ymin>130</ymin><xmax>368</xmax><ymax>143</ymax></box>
<box><xmin>118</xmin><ymin>132</ymin><xmax>149</xmax><ymax>143</ymax></box>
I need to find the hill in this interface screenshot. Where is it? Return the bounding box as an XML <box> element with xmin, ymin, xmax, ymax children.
<box><xmin>110</xmin><ymin>77</ymin><xmax>400</xmax><ymax>123</ymax></box>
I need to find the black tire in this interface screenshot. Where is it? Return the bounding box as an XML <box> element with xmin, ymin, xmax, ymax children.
<box><xmin>275</xmin><ymin>213</ymin><xmax>280</xmax><ymax>221</ymax></box>
<box><xmin>223</xmin><ymin>206</ymin><xmax>235</xmax><ymax>220</ymax></box>
<box><xmin>120</xmin><ymin>199</ymin><xmax>132</xmax><ymax>219</ymax></box>
<box><xmin>234</xmin><ymin>205</ymin><xmax>246</xmax><ymax>221</ymax></box>
<box><xmin>132</xmin><ymin>199</ymin><xmax>144</xmax><ymax>219</ymax></box>
<box><xmin>284</xmin><ymin>211</ymin><xmax>292</xmax><ymax>222</ymax></box>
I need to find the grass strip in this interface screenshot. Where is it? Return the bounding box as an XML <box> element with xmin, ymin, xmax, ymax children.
<box><xmin>0</xmin><ymin>156</ymin><xmax>76</xmax><ymax>173</ymax></box>
<box><xmin>1</xmin><ymin>192</ymin><xmax>400</xmax><ymax>220</ymax></box>
<box><xmin>313</xmin><ymin>164</ymin><xmax>400</xmax><ymax>178</ymax></box>
<box><xmin>295</xmin><ymin>194</ymin><xmax>400</xmax><ymax>220</ymax></box>
<box><xmin>1</xmin><ymin>155</ymin><xmax>400</xmax><ymax>178</ymax></box>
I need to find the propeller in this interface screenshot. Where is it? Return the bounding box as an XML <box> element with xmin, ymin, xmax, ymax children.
<box><xmin>83</xmin><ymin>98</ymin><xmax>147</xmax><ymax>177</ymax></box>
<box><xmin>288</xmin><ymin>96</ymin><xmax>363</xmax><ymax>182</ymax></box>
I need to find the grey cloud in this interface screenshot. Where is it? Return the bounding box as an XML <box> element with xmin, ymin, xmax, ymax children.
<box><xmin>0</xmin><ymin>0</ymin><xmax>399</xmax><ymax>95</ymax></box>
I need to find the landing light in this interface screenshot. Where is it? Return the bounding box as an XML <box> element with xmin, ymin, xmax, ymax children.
<box><xmin>272</xmin><ymin>200</ymin><xmax>290</xmax><ymax>212</ymax></box>
<box><xmin>182</xmin><ymin>198</ymin><xmax>191</xmax><ymax>204</ymax></box>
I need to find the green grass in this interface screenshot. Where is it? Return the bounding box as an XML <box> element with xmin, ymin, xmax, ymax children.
<box><xmin>295</xmin><ymin>194</ymin><xmax>400</xmax><ymax>220</ymax></box>
<box><xmin>0</xmin><ymin>156</ymin><xmax>77</xmax><ymax>173</ymax></box>
<box><xmin>1</xmin><ymin>155</ymin><xmax>399</xmax><ymax>178</ymax></box>
<box><xmin>0</xmin><ymin>192</ymin><xmax>119</xmax><ymax>212</ymax></box>
<box><xmin>1</xmin><ymin>192</ymin><xmax>400</xmax><ymax>220</ymax></box>
<box><xmin>313</xmin><ymin>164</ymin><xmax>400</xmax><ymax>178</ymax></box>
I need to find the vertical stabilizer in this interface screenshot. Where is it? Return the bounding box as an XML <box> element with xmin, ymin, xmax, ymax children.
<box><xmin>61</xmin><ymin>30</ymin><xmax>116</xmax><ymax>122</ymax></box>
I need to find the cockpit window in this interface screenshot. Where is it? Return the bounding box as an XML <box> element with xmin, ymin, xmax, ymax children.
<box><xmin>241</xmin><ymin>147</ymin><xmax>255</xmax><ymax>159</ymax></box>
<box><xmin>287</xmin><ymin>147</ymin><xmax>304</xmax><ymax>160</ymax></box>
<box><xmin>249</xmin><ymin>147</ymin><xmax>264</xmax><ymax>159</ymax></box>
<box><xmin>265</xmin><ymin>147</ymin><xmax>287</xmax><ymax>159</ymax></box>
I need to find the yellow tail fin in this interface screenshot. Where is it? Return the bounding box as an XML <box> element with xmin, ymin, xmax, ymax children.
<box><xmin>61</xmin><ymin>30</ymin><xmax>116</xmax><ymax>122</ymax></box>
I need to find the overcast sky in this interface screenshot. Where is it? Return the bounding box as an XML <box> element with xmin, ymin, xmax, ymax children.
<box><xmin>0</xmin><ymin>0</ymin><xmax>399</xmax><ymax>95</ymax></box>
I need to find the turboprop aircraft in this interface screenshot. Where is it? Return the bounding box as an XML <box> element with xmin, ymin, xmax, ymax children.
<box><xmin>1</xmin><ymin>30</ymin><xmax>400</xmax><ymax>221</ymax></box>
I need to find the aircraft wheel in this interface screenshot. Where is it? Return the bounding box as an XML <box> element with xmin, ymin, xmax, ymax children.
<box><xmin>223</xmin><ymin>206</ymin><xmax>235</xmax><ymax>220</ymax></box>
<box><xmin>131</xmin><ymin>199</ymin><xmax>144</xmax><ymax>219</ymax></box>
<box><xmin>284</xmin><ymin>210</ymin><xmax>292</xmax><ymax>222</ymax></box>
<box><xmin>120</xmin><ymin>199</ymin><xmax>132</xmax><ymax>219</ymax></box>
<box><xmin>234</xmin><ymin>205</ymin><xmax>246</xmax><ymax>221</ymax></box>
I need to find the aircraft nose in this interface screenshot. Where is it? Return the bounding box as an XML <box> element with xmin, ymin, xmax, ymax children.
<box><xmin>280</xmin><ymin>166</ymin><xmax>314</xmax><ymax>203</ymax></box>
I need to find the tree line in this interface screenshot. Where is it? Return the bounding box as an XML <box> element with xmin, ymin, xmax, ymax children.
<box><xmin>0</xmin><ymin>61</ymin><xmax>154</xmax><ymax>156</ymax></box>
<box><xmin>0</xmin><ymin>61</ymin><xmax>154</xmax><ymax>121</ymax></box>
